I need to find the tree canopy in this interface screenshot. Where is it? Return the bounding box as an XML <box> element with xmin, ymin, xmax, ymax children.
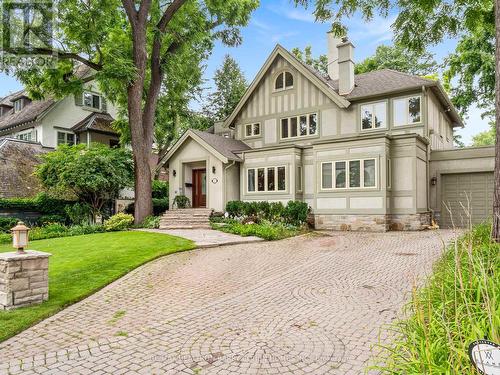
<box><xmin>472</xmin><ymin>121</ymin><xmax>496</xmax><ymax>146</ymax></box>
<box><xmin>205</xmin><ymin>54</ymin><xmax>248</xmax><ymax>121</ymax></box>
<box><xmin>36</xmin><ymin>144</ymin><xmax>134</xmax><ymax>220</ymax></box>
<box><xmin>3</xmin><ymin>0</ymin><xmax>259</xmax><ymax>223</ymax></box>
<box><xmin>354</xmin><ymin>44</ymin><xmax>437</xmax><ymax>75</ymax></box>
<box><xmin>291</xmin><ymin>46</ymin><xmax>328</xmax><ymax>75</ymax></box>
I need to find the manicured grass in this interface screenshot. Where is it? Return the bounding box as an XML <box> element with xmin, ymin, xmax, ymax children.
<box><xmin>0</xmin><ymin>231</ymin><xmax>195</xmax><ymax>342</ymax></box>
<box><xmin>371</xmin><ymin>224</ymin><xmax>499</xmax><ymax>373</ymax></box>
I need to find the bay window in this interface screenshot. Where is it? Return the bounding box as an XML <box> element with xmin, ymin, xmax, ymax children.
<box><xmin>321</xmin><ymin>158</ymin><xmax>377</xmax><ymax>189</ymax></box>
<box><xmin>281</xmin><ymin>113</ymin><xmax>317</xmax><ymax>139</ymax></box>
<box><xmin>247</xmin><ymin>166</ymin><xmax>286</xmax><ymax>192</ymax></box>
<box><xmin>394</xmin><ymin>96</ymin><xmax>421</xmax><ymax>126</ymax></box>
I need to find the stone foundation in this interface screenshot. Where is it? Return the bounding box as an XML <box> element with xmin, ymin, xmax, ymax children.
<box><xmin>0</xmin><ymin>250</ymin><xmax>51</xmax><ymax>310</ymax></box>
<box><xmin>389</xmin><ymin>213</ymin><xmax>431</xmax><ymax>231</ymax></box>
<box><xmin>314</xmin><ymin>212</ymin><xmax>431</xmax><ymax>232</ymax></box>
<box><xmin>314</xmin><ymin>214</ymin><xmax>389</xmax><ymax>232</ymax></box>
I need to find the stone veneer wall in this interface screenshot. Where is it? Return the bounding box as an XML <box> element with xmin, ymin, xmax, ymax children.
<box><xmin>0</xmin><ymin>250</ymin><xmax>50</xmax><ymax>310</ymax></box>
<box><xmin>314</xmin><ymin>213</ymin><xmax>431</xmax><ymax>232</ymax></box>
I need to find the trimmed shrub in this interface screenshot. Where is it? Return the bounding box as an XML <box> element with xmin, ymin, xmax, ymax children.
<box><xmin>0</xmin><ymin>232</ymin><xmax>11</xmax><ymax>244</ymax></box>
<box><xmin>140</xmin><ymin>215</ymin><xmax>161</xmax><ymax>229</ymax></box>
<box><xmin>153</xmin><ymin>198</ymin><xmax>169</xmax><ymax>215</ymax></box>
<box><xmin>104</xmin><ymin>213</ymin><xmax>134</xmax><ymax>231</ymax></box>
<box><xmin>173</xmin><ymin>195</ymin><xmax>190</xmax><ymax>209</ymax></box>
<box><xmin>152</xmin><ymin>180</ymin><xmax>169</xmax><ymax>199</ymax></box>
<box><xmin>224</xmin><ymin>200</ymin><xmax>309</xmax><ymax>226</ymax></box>
<box><xmin>0</xmin><ymin>217</ymin><xmax>19</xmax><ymax>233</ymax></box>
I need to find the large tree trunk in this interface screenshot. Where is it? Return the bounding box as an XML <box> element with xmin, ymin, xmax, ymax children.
<box><xmin>493</xmin><ymin>0</ymin><xmax>500</xmax><ymax>241</ymax></box>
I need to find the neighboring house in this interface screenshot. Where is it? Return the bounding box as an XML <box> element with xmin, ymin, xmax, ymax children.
<box><xmin>0</xmin><ymin>69</ymin><xmax>120</xmax><ymax>148</ymax></box>
<box><xmin>0</xmin><ymin>68</ymin><xmax>121</xmax><ymax>198</ymax></box>
<box><xmin>161</xmin><ymin>34</ymin><xmax>495</xmax><ymax>231</ymax></box>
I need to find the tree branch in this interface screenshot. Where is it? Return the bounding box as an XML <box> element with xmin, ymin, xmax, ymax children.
<box><xmin>30</xmin><ymin>48</ymin><xmax>103</xmax><ymax>71</ymax></box>
<box><xmin>157</xmin><ymin>0</ymin><xmax>188</xmax><ymax>32</ymax></box>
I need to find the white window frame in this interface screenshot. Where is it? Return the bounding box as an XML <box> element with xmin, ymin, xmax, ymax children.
<box><xmin>82</xmin><ymin>91</ymin><xmax>102</xmax><ymax>110</ymax></box>
<box><xmin>393</xmin><ymin>95</ymin><xmax>422</xmax><ymax>127</ymax></box>
<box><xmin>14</xmin><ymin>100</ymin><xmax>23</xmax><ymax>113</ymax></box>
<box><xmin>244</xmin><ymin>122</ymin><xmax>261</xmax><ymax>138</ymax></box>
<box><xmin>246</xmin><ymin>166</ymin><xmax>287</xmax><ymax>193</ymax></box>
<box><xmin>360</xmin><ymin>101</ymin><xmax>387</xmax><ymax>130</ymax></box>
<box><xmin>280</xmin><ymin>113</ymin><xmax>318</xmax><ymax>139</ymax></box>
<box><xmin>320</xmin><ymin>158</ymin><xmax>378</xmax><ymax>191</ymax></box>
<box><xmin>56</xmin><ymin>131</ymin><xmax>76</xmax><ymax>146</ymax></box>
<box><xmin>16</xmin><ymin>129</ymin><xmax>35</xmax><ymax>142</ymax></box>
<box><xmin>274</xmin><ymin>71</ymin><xmax>294</xmax><ymax>92</ymax></box>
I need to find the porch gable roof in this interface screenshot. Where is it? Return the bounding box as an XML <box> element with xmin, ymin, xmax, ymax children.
<box><xmin>160</xmin><ymin>129</ymin><xmax>251</xmax><ymax>166</ymax></box>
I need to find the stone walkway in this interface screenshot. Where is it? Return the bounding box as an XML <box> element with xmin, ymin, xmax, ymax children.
<box><xmin>0</xmin><ymin>230</ymin><xmax>457</xmax><ymax>374</ymax></box>
<box><xmin>138</xmin><ymin>229</ymin><xmax>263</xmax><ymax>248</ymax></box>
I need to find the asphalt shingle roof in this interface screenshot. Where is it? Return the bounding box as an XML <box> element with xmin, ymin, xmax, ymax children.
<box><xmin>191</xmin><ymin>129</ymin><xmax>251</xmax><ymax>161</ymax></box>
<box><xmin>0</xmin><ymin>98</ymin><xmax>55</xmax><ymax>132</ymax></box>
<box><xmin>72</xmin><ymin>112</ymin><xmax>117</xmax><ymax>134</ymax></box>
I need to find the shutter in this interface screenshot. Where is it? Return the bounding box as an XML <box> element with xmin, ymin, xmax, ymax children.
<box><xmin>74</xmin><ymin>93</ymin><xmax>83</xmax><ymax>106</ymax></box>
<box><xmin>101</xmin><ymin>97</ymin><xmax>107</xmax><ymax>112</ymax></box>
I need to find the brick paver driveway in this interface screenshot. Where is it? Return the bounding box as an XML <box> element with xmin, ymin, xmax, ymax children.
<box><xmin>0</xmin><ymin>230</ymin><xmax>457</xmax><ymax>374</ymax></box>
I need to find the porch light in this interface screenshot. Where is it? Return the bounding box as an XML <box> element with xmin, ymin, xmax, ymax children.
<box><xmin>431</xmin><ymin>176</ymin><xmax>437</xmax><ymax>186</ymax></box>
<box><xmin>173</xmin><ymin>170</ymin><xmax>177</xmax><ymax>177</ymax></box>
<box><xmin>11</xmin><ymin>221</ymin><xmax>30</xmax><ymax>254</ymax></box>
<box><xmin>212</xmin><ymin>166</ymin><xmax>216</xmax><ymax>174</ymax></box>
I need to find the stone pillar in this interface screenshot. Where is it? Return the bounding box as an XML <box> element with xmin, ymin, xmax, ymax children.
<box><xmin>0</xmin><ymin>250</ymin><xmax>51</xmax><ymax>310</ymax></box>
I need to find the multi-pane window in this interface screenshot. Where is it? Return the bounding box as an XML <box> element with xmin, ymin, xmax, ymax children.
<box><xmin>83</xmin><ymin>92</ymin><xmax>102</xmax><ymax>110</ymax></box>
<box><xmin>394</xmin><ymin>96</ymin><xmax>421</xmax><ymax>126</ymax></box>
<box><xmin>321</xmin><ymin>159</ymin><xmax>377</xmax><ymax>189</ymax></box>
<box><xmin>247</xmin><ymin>166</ymin><xmax>286</xmax><ymax>192</ymax></box>
<box><xmin>361</xmin><ymin>102</ymin><xmax>386</xmax><ymax>130</ymax></box>
<box><xmin>57</xmin><ymin>131</ymin><xmax>75</xmax><ymax>146</ymax></box>
<box><xmin>245</xmin><ymin>123</ymin><xmax>261</xmax><ymax>137</ymax></box>
<box><xmin>16</xmin><ymin>130</ymin><xmax>35</xmax><ymax>142</ymax></box>
<box><xmin>281</xmin><ymin>113</ymin><xmax>317</xmax><ymax>139</ymax></box>
<box><xmin>275</xmin><ymin>71</ymin><xmax>294</xmax><ymax>91</ymax></box>
<box><xmin>14</xmin><ymin>100</ymin><xmax>23</xmax><ymax>113</ymax></box>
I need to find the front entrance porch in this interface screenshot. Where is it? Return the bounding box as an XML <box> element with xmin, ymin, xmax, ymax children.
<box><xmin>181</xmin><ymin>160</ymin><xmax>207</xmax><ymax>208</ymax></box>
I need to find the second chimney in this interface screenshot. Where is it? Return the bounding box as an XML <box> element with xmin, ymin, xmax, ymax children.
<box><xmin>337</xmin><ymin>39</ymin><xmax>355</xmax><ymax>95</ymax></box>
<box><xmin>327</xmin><ymin>32</ymin><xmax>341</xmax><ymax>81</ymax></box>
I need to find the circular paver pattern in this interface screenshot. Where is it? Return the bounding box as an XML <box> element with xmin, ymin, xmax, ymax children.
<box><xmin>0</xmin><ymin>230</ymin><xmax>458</xmax><ymax>374</ymax></box>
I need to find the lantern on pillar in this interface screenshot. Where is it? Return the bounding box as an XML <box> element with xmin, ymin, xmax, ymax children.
<box><xmin>11</xmin><ymin>221</ymin><xmax>30</xmax><ymax>254</ymax></box>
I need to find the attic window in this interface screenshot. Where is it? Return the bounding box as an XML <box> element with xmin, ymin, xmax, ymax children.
<box><xmin>14</xmin><ymin>100</ymin><xmax>23</xmax><ymax>113</ymax></box>
<box><xmin>275</xmin><ymin>71</ymin><xmax>294</xmax><ymax>91</ymax></box>
<box><xmin>83</xmin><ymin>91</ymin><xmax>102</xmax><ymax>110</ymax></box>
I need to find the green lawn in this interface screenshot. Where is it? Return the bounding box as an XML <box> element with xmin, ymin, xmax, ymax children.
<box><xmin>0</xmin><ymin>231</ymin><xmax>195</xmax><ymax>342</ymax></box>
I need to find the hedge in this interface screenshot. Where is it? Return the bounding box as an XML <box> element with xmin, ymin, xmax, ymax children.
<box><xmin>0</xmin><ymin>193</ymin><xmax>75</xmax><ymax>215</ymax></box>
<box><xmin>225</xmin><ymin>200</ymin><xmax>310</xmax><ymax>226</ymax></box>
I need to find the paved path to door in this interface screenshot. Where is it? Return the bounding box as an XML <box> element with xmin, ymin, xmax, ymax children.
<box><xmin>0</xmin><ymin>230</ymin><xmax>457</xmax><ymax>374</ymax></box>
<box><xmin>138</xmin><ymin>228</ymin><xmax>263</xmax><ymax>248</ymax></box>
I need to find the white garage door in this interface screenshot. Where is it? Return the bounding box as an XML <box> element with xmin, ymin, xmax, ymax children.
<box><xmin>440</xmin><ymin>172</ymin><xmax>494</xmax><ymax>228</ymax></box>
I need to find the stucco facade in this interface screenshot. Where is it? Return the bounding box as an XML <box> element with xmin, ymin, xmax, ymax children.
<box><xmin>163</xmin><ymin>40</ymin><xmax>493</xmax><ymax>231</ymax></box>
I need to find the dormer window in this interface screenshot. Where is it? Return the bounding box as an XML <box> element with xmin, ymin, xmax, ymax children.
<box><xmin>275</xmin><ymin>71</ymin><xmax>294</xmax><ymax>91</ymax></box>
<box><xmin>83</xmin><ymin>91</ymin><xmax>102</xmax><ymax>110</ymax></box>
<box><xmin>14</xmin><ymin>100</ymin><xmax>23</xmax><ymax>113</ymax></box>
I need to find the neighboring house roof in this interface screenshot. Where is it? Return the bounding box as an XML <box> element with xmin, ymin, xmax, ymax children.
<box><xmin>71</xmin><ymin>112</ymin><xmax>117</xmax><ymax>134</ymax></box>
<box><xmin>0</xmin><ymin>90</ymin><xmax>23</xmax><ymax>107</ymax></box>
<box><xmin>222</xmin><ymin>44</ymin><xmax>463</xmax><ymax>128</ymax></box>
<box><xmin>0</xmin><ymin>98</ymin><xmax>56</xmax><ymax>133</ymax></box>
<box><xmin>0</xmin><ymin>138</ymin><xmax>48</xmax><ymax>198</ymax></box>
<box><xmin>160</xmin><ymin>129</ymin><xmax>251</xmax><ymax>167</ymax></box>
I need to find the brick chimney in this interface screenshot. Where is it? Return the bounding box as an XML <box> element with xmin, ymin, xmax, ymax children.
<box><xmin>337</xmin><ymin>39</ymin><xmax>355</xmax><ymax>95</ymax></box>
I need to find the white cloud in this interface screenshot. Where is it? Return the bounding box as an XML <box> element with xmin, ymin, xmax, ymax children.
<box><xmin>266</xmin><ymin>0</ymin><xmax>316</xmax><ymax>23</ymax></box>
<box><xmin>348</xmin><ymin>15</ymin><xmax>396</xmax><ymax>45</ymax></box>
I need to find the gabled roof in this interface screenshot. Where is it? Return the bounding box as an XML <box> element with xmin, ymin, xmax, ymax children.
<box><xmin>223</xmin><ymin>44</ymin><xmax>351</xmax><ymax>127</ymax></box>
<box><xmin>160</xmin><ymin>129</ymin><xmax>251</xmax><ymax>166</ymax></box>
<box><xmin>71</xmin><ymin>112</ymin><xmax>117</xmax><ymax>134</ymax></box>
<box><xmin>221</xmin><ymin>44</ymin><xmax>463</xmax><ymax>128</ymax></box>
<box><xmin>0</xmin><ymin>97</ymin><xmax>55</xmax><ymax>133</ymax></box>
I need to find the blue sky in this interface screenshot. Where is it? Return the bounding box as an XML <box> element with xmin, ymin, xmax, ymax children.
<box><xmin>0</xmin><ymin>0</ymin><xmax>489</xmax><ymax>144</ymax></box>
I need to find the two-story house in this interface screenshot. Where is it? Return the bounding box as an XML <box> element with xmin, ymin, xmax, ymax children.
<box><xmin>0</xmin><ymin>67</ymin><xmax>120</xmax><ymax>148</ymax></box>
<box><xmin>161</xmin><ymin>34</ymin><xmax>495</xmax><ymax>231</ymax></box>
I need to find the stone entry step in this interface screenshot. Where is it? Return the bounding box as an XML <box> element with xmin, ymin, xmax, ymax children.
<box><xmin>159</xmin><ymin>208</ymin><xmax>213</xmax><ymax>230</ymax></box>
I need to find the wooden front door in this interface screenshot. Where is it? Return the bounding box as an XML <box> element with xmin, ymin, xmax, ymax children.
<box><xmin>192</xmin><ymin>169</ymin><xmax>207</xmax><ymax>208</ymax></box>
